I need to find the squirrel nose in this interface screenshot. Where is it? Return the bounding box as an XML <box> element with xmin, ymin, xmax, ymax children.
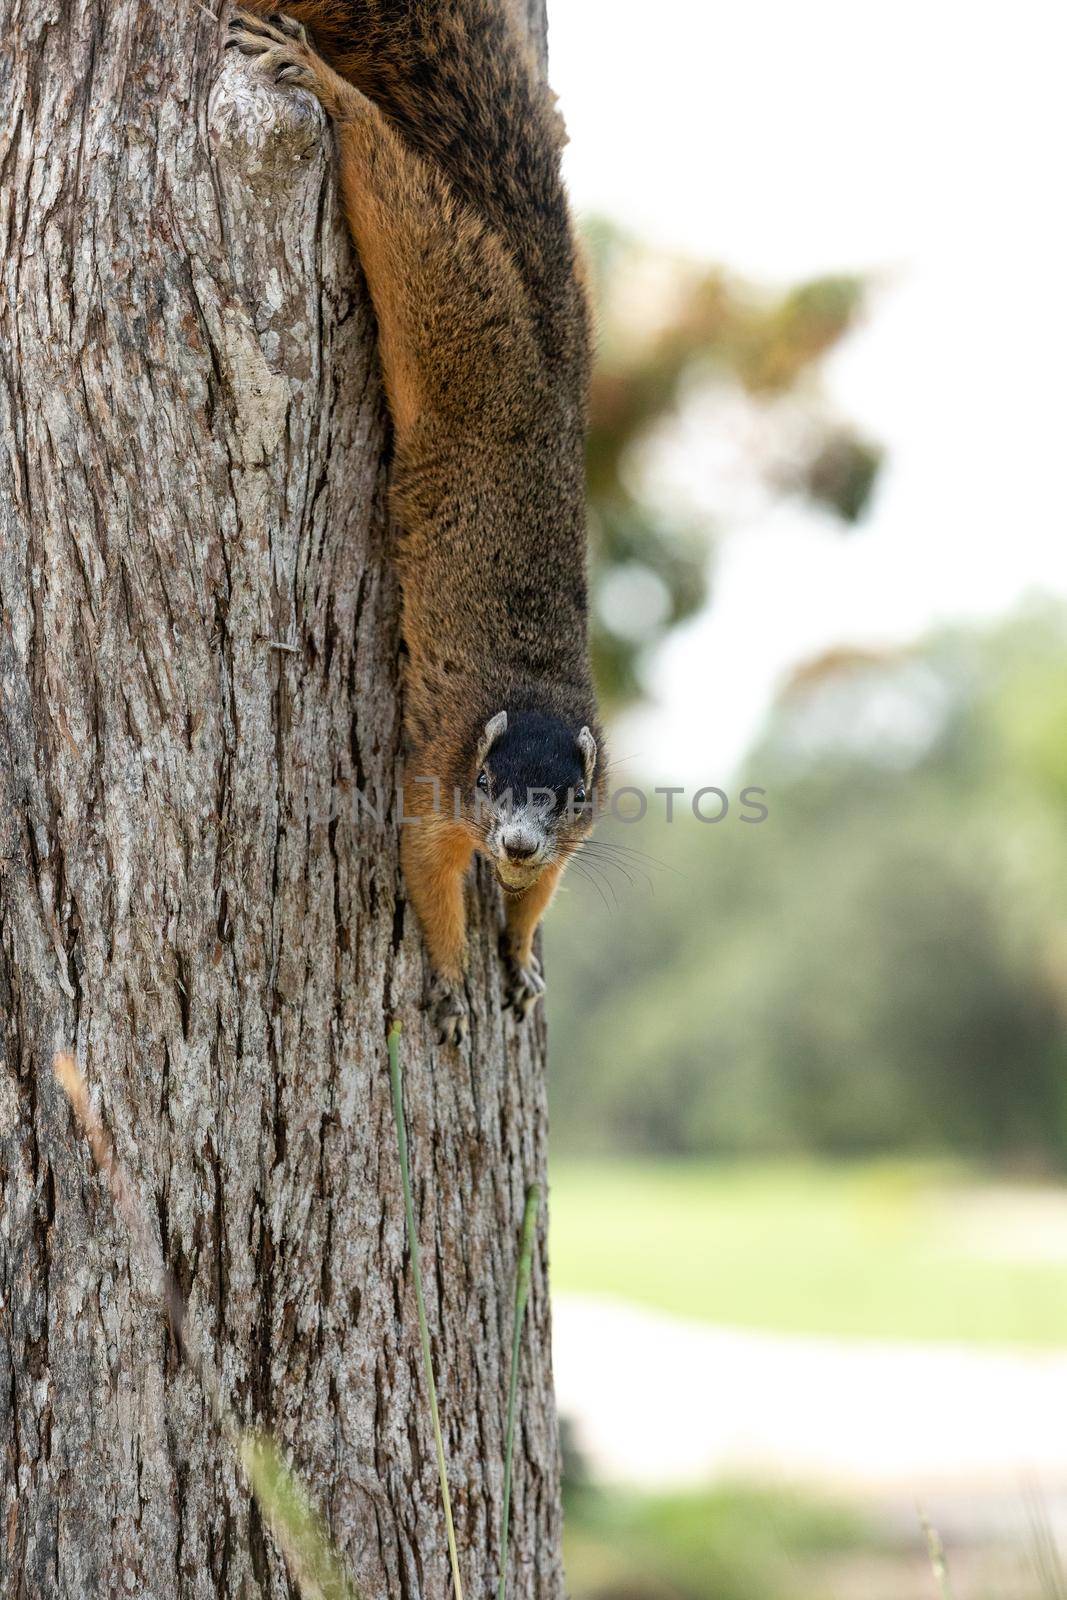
<box><xmin>504</xmin><ymin>838</ymin><xmax>539</xmax><ymax>862</ymax></box>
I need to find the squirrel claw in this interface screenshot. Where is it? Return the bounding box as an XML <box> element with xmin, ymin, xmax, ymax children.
<box><xmin>274</xmin><ymin>60</ymin><xmax>319</xmax><ymax>90</ymax></box>
<box><xmin>227</xmin><ymin>12</ymin><xmax>312</xmax><ymax>77</ymax></box>
<box><xmin>228</xmin><ymin>10</ymin><xmax>309</xmax><ymax>47</ymax></box>
<box><xmin>268</xmin><ymin>12</ymin><xmax>309</xmax><ymax>44</ymax></box>
<box><xmin>503</xmin><ymin>952</ymin><xmax>545</xmax><ymax>1020</ymax></box>
<box><xmin>426</xmin><ymin>978</ymin><xmax>468</xmax><ymax>1046</ymax></box>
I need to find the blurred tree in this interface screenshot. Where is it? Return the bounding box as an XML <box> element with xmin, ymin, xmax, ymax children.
<box><xmin>548</xmin><ymin>603</ymin><xmax>1067</xmax><ymax>1168</ymax></box>
<box><xmin>584</xmin><ymin>221</ymin><xmax>883</xmax><ymax>705</ymax></box>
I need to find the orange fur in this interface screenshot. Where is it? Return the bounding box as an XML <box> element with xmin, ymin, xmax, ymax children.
<box><xmin>228</xmin><ymin>4</ymin><xmax>601</xmax><ymax>1030</ymax></box>
<box><xmin>504</xmin><ymin>861</ymin><xmax>563</xmax><ymax>968</ymax></box>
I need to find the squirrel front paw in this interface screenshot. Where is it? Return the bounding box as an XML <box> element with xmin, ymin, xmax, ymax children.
<box><xmin>425</xmin><ymin>976</ymin><xmax>468</xmax><ymax>1046</ymax></box>
<box><xmin>502</xmin><ymin>948</ymin><xmax>546</xmax><ymax>1020</ymax></box>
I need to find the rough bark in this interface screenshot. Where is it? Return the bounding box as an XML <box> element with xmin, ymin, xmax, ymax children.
<box><xmin>0</xmin><ymin>3</ymin><xmax>561</xmax><ymax>1596</ymax></box>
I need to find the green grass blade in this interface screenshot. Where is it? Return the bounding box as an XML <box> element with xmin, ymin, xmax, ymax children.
<box><xmin>240</xmin><ymin>1431</ymin><xmax>360</xmax><ymax>1600</ymax></box>
<box><xmin>1025</xmin><ymin>1483</ymin><xmax>1067</xmax><ymax>1599</ymax></box>
<box><xmin>498</xmin><ymin>1184</ymin><xmax>541</xmax><ymax>1600</ymax></box>
<box><xmin>918</xmin><ymin>1505</ymin><xmax>954</xmax><ymax>1600</ymax></box>
<box><xmin>387</xmin><ymin>1021</ymin><xmax>464</xmax><ymax>1600</ymax></box>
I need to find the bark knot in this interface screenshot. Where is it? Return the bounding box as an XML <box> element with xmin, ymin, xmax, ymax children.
<box><xmin>209</xmin><ymin>54</ymin><xmax>325</xmax><ymax>192</ymax></box>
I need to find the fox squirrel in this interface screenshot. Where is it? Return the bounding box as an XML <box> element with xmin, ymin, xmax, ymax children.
<box><xmin>228</xmin><ymin>1</ymin><xmax>605</xmax><ymax>1042</ymax></box>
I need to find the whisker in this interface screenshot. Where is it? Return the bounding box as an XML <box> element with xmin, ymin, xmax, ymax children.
<box><xmin>579</xmin><ymin>848</ymin><xmax>654</xmax><ymax>897</ymax></box>
<box><xmin>576</xmin><ymin>846</ymin><xmax>647</xmax><ymax>901</ymax></box>
<box><xmin>582</xmin><ymin>838</ymin><xmax>679</xmax><ymax>874</ymax></box>
<box><xmin>575</xmin><ymin>853</ymin><xmax>620</xmax><ymax>910</ymax></box>
<box><xmin>568</xmin><ymin>858</ymin><xmax>611</xmax><ymax>913</ymax></box>
<box><xmin>581</xmin><ymin>840</ymin><xmax>671</xmax><ymax>875</ymax></box>
<box><xmin>579</xmin><ymin>841</ymin><xmax>644</xmax><ymax>883</ymax></box>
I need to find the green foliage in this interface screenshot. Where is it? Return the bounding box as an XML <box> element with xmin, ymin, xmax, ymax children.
<box><xmin>584</xmin><ymin>221</ymin><xmax>882</xmax><ymax>706</ymax></box>
<box><xmin>564</xmin><ymin>1477</ymin><xmax>871</xmax><ymax>1600</ymax></box>
<box><xmin>549</xmin><ymin>603</ymin><xmax>1067</xmax><ymax>1167</ymax></box>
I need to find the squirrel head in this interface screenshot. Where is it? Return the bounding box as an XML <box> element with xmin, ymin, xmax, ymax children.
<box><xmin>467</xmin><ymin>708</ymin><xmax>602</xmax><ymax>891</ymax></box>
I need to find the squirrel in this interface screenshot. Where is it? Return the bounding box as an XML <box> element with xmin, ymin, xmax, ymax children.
<box><xmin>227</xmin><ymin>1</ymin><xmax>605</xmax><ymax>1043</ymax></box>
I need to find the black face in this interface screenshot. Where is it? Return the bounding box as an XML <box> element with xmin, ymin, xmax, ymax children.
<box><xmin>475</xmin><ymin>710</ymin><xmax>590</xmax><ymax>821</ymax></box>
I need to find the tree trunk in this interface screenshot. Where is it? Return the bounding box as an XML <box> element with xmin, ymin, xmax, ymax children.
<box><xmin>0</xmin><ymin>3</ymin><xmax>562</xmax><ymax>1596</ymax></box>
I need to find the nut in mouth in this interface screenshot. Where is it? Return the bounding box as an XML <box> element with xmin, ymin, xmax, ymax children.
<box><xmin>495</xmin><ymin>860</ymin><xmax>541</xmax><ymax>894</ymax></box>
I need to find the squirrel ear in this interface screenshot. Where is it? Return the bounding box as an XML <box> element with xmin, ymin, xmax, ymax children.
<box><xmin>578</xmin><ymin>726</ymin><xmax>597</xmax><ymax>788</ymax></box>
<box><xmin>477</xmin><ymin>710</ymin><xmax>508</xmax><ymax>769</ymax></box>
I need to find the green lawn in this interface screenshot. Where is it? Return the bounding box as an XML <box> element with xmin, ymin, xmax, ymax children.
<box><xmin>563</xmin><ymin>1481</ymin><xmax>872</xmax><ymax>1600</ymax></box>
<box><xmin>549</xmin><ymin>1159</ymin><xmax>1067</xmax><ymax>1347</ymax></box>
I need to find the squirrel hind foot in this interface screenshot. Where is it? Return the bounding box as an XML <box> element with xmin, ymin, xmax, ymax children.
<box><xmin>229</xmin><ymin>13</ymin><xmax>363</xmax><ymax>122</ymax></box>
<box><xmin>228</xmin><ymin>12</ymin><xmax>339</xmax><ymax>104</ymax></box>
<box><xmin>228</xmin><ymin>10</ymin><xmax>309</xmax><ymax>51</ymax></box>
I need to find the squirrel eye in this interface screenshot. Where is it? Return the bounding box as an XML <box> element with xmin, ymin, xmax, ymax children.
<box><xmin>477</xmin><ymin>769</ymin><xmax>489</xmax><ymax>792</ymax></box>
<box><xmin>575</xmin><ymin>785</ymin><xmax>587</xmax><ymax>804</ymax></box>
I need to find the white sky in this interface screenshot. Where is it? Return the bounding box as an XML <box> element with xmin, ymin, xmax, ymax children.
<box><xmin>548</xmin><ymin>0</ymin><xmax>1067</xmax><ymax>781</ymax></box>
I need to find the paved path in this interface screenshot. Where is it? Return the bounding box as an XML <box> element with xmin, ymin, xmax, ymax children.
<box><xmin>553</xmin><ymin>1293</ymin><xmax>1067</xmax><ymax>1494</ymax></box>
